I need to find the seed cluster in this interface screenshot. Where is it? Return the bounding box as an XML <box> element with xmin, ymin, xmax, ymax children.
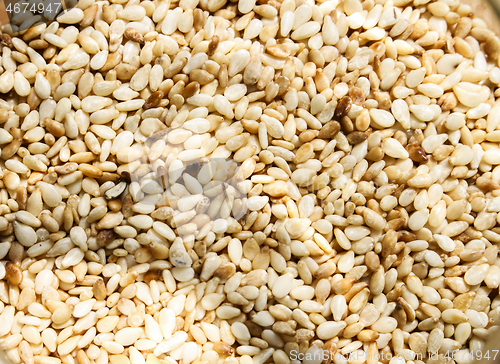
<box><xmin>0</xmin><ymin>0</ymin><xmax>500</xmax><ymax>363</ymax></box>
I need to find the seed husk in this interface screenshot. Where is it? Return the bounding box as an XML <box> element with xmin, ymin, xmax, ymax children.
<box><xmin>5</xmin><ymin>262</ymin><xmax>23</xmax><ymax>285</ymax></box>
<box><xmin>318</xmin><ymin>120</ymin><xmax>341</xmax><ymax>139</ymax></box>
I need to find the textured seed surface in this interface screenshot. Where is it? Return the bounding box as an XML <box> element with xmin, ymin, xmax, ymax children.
<box><xmin>0</xmin><ymin>0</ymin><xmax>499</xmax><ymax>364</ymax></box>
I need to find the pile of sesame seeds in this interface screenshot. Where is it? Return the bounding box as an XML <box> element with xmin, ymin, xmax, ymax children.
<box><xmin>0</xmin><ymin>0</ymin><xmax>500</xmax><ymax>364</ymax></box>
